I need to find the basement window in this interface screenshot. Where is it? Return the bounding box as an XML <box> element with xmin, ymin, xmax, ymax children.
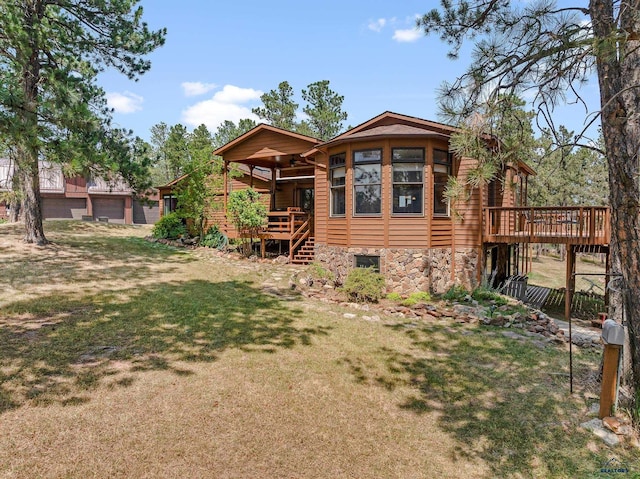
<box><xmin>354</xmin><ymin>254</ymin><xmax>380</xmax><ymax>272</ymax></box>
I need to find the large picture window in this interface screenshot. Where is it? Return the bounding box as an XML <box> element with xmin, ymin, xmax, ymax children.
<box><xmin>353</xmin><ymin>149</ymin><xmax>382</xmax><ymax>215</ymax></box>
<box><xmin>392</xmin><ymin>148</ymin><xmax>424</xmax><ymax>214</ymax></box>
<box><xmin>433</xmin><ymin>149</ymin><xmax>452</xmax><ymax>216</ymax></box>
<box><xmin>330</xmin><ymin>153</ymin><xmax>346</xmax><ymax>216</ymax></box>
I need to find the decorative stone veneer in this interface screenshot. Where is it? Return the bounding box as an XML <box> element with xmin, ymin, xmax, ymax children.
<box><xmin>315</xmin><ymin>244</ymin><xmax>479</xmax><ymax>294</ymax></box>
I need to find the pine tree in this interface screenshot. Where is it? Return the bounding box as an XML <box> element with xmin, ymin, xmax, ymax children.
<box><xmin>0</xmin><ymin>1</ymin><xmax>165</xmax><ymax>244</ymax></box>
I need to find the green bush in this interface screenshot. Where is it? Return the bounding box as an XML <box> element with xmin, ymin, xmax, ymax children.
<box><xmin>442</xmin><ymin>285</ymin><xmax>469</xmax><ymax>302</ymax></box>
<box><xmin>152</xmin><ymin>212</ymin><xmax>187</xmax><ymax>240</ymax></box>
<box><xmin>200</xmin><ymin>225</ymin><xmax>228</xmax><ymax>250</ymax></box>
<box><xmin>0</xmin><ymin>218</ymin><xmax>7</xmax><ymax>225</ymax></box>
<box><xmin>342</xmin><ymin>267</ymin><xmax>386</xmax><ymax>303</ymax></box>
<box><xmin>402</xmin><ymin>291</ymin><xmax>432</xmax><ymax>306</ymax></box>
<box><xmin>386</xmin><ymin>292</ymin><xmax>402</xmax><ymax>302</ymax></box>
<box><xmin>308</xmin><ymin>262</ymin><xmax>335</xmax><ymax>282</ymax></box>
<box><xmin>471</xmin><ymin>286</ymin><xmax>508</xmax><ymax>306</ymax></box>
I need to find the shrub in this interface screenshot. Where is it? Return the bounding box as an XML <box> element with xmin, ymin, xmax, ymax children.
<box><xmin>0</xmin><ymin>218</ymin><xmax>7</xmax><ymax>225</ymax></box>
<box><xmin>386</xmin><ymin>292</ymin><xmax>402</xmax><ymax>302</ymax></box>
<box><xmin>342</xmin><ymin>267</ymin><xmax>386</xmax><ymax>303</ymax></box>
<box><xmin>152</xmin><ymin>212</ymin><xmax>187</xmax><ymax>240</ymax></box>
<box><xmin>402</xmin><ymin>291</ymin><xmax>432</xmax><ymax>306</ymax></box>
<box><xmin>471</xmin><ymin>286</ymin><xmax>508</xmax><ymax>306</ymax></box>
<box><xmin>442</xmin><ymin>285</ymin><xmax>469</xmax><ymax>302</ymax></box>
<box><xmin>200</xmin><ymin>225</ymin><xmax>228</xmax><ymax>250</ymax></box>
<box><xmin>308</xmin><ymin>262</ymin><xmax>335</xmax><ymax>282</ymax></box>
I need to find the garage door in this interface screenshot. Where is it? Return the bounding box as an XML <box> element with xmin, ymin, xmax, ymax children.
<box><xmin>133</xmin><ymin>199</ymin><xmax>160</xmax><ymax>224</ymax></box>
<box><xmin>42</xmin><ymin>197</ymin><xmax>86</xmax><ymax>220</ymax></box>
<box><xmin>93</xmin><ymin>198</ymin><xmax>125</xmax><ymax>224</ymax></box>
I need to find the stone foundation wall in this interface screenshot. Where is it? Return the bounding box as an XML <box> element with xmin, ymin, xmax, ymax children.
<box><xmin>315</xmin><ymin>244</ymin><xmax>480</xmax><ymax>294</ymax></box>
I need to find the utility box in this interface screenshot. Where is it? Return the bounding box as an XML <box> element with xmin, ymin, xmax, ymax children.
<box><xmin>602</xmin><ymin>319</ymin><xmax>625</xmax><ymax>346</ymax></box>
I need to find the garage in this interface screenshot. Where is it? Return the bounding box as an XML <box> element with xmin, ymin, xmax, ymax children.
<box><xmin>133</xmin><ymin>199</ymin><xmax>160</xmax><ymax>224</ymax></box>
<box><xmin>93</xmin><ymin>197</ymin><xmax>125</xmax><ymax>224</ymax></box>
<box><xmin>42</xmin><ymin>197</ymin><xmax>86</xmax><ymax>220</ymax></box>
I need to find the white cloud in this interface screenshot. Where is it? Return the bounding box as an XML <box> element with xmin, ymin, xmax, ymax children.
<box><xmin>182</xmin><ymin>84</ymin><xmax>263</xmax><ymax>130</ymax></box>
<box><xmin>392</xmin><ymin>28</ymin><xmax>422</xmax><ymax>43</ymax></box>
<box><xmin>106</xmin><ymin>91</ymin><xmax>143</xmax><ymax>114</ymax></box>
<box><xmin>368</xmin><ymin>18</ymin><xmax>386</xmax><ymax>32</ymax></box>
<box><xmin>181</xmin><ymin>81</ymin><xmax>217</xmax><ymax>97</ymax></box>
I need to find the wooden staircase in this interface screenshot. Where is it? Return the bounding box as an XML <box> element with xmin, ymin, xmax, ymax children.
<box><xmin>292</xmin><ymin>237</ymin><xmax>315</xmax><ymax>265</ymax></box>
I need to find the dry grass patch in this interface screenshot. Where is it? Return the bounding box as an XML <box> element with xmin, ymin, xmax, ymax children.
<box><xmin>0</xmin><ymin>221</ymin><xmax>638</xmax><ymax>478</ymax></box>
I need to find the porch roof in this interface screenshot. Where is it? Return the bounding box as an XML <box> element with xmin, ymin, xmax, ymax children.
<box><xmin>213</xmin><ymin>123</ymin><xmax>321</xmax><ymax>169</ymax></box>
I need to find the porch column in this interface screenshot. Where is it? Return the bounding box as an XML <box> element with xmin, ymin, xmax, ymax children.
<box><xmin>223</xmin><ymin>160</ymin><xmax>228</xmax><ymax>212</ymax></box>
<box><xmin>270</xmin><ymin>167</ymin><xmax>276</xmax><ymax>210</ymax></box>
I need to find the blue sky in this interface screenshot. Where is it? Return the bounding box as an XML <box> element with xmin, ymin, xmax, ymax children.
<box><xmin>100</xmin><ymin>0</ymin><xmax>602</xmax><ymax>142</ymax></box>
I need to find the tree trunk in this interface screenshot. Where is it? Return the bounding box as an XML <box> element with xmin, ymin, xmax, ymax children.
<box><xmin>18</xmin><ymin>146</ymin><xmax>47</xmax><ymax>245</ymax></box>
<box><xmin>8</xmin><ymin>164</ymin><xmax>22</xmax><ymax>223</ymax></box>
<box><xmin>591</xmin><ymin>0</ymin><xmax>640</xmax><ymax>410</ymax></box>
<box><xmin>16</xmin><ymin>0</ymin><xmax>47</xmax><ymax>245</ymax></box>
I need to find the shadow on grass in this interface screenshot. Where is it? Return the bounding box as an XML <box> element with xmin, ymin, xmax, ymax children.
<box><xmin>345</xmin><ymin>322</ymin><xmax>611</xmax><ymax>478</ymax></box>
<box><xmin>1</xmin><ymin>232</ymin><xmax>194</xmax><ymax>292</ymax></box>
<box><xmin>0</xmin><ymin>279</ymin><xmax>331</xmax><ymax>414</ymax></box>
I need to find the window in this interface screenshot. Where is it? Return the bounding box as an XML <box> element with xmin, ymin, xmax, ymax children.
<box><xmin>392</xmin><ymin>148</ymin><xmax>424</xmax><ymax>214</ymax></box>
<box><xmin>163</xmin><ymin>194</ymin><xmax>177</xmax><ymax>216</ymax></box>
<box><xmin>355</xmin><ymin>254</ymin><xmax>380</xmax><ymax>272</ymax></box>
<box><xmin>433</xmin><ymin>149</ymin><xmax>452</xmax><ymax>216</ymax></box>
<box><xmin>353</xmin><ymin>149</ymin><xmax>382</xmax><ymax>215</ymax></box>
<box><xmin>330</xmin><ymin>153</ymin><xmax>346</xmax><ymax>216</ymax></box>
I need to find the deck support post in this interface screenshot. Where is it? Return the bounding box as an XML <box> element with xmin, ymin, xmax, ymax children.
<box><xmin>565</xmin><ymin>245</ymin><xmax>576</xmax><ymax>393</ymax></box>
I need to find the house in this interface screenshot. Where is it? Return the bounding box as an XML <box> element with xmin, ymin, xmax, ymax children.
<box><xmin>161</xmin><ymin>111</ymin><xmax>610</xmax><ymax>296</ymax></box>
<box><xmin>0</xmin><ymin>159</ymin><xmax>159</xmax><ymax>224</ymax></box>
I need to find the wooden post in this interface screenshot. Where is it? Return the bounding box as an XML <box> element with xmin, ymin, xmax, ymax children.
<box><xmin>599</xmin><ymin>344</ymin><xmax>622</xmax><ymax>418</ymax></box>
<box><xmin>565</xmin><ymin>244</ymin><xmax>575</xmax><ymax>392</ymax></box>
<box><xmin>223</xmin><ymin>160</ymin><xmax>228</xmax><ymax>212</ymax></box>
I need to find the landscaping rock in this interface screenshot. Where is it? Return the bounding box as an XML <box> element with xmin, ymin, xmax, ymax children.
<box><xmin>581</xmin><ymin>418</ymin><xmax>620</xmax><ymax>446</ymax></box>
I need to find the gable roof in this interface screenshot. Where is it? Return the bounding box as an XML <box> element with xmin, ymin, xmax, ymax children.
<box><xmin>213</xmin><ymin>123</ymin><xmax>321</xmax><ymax>158</ymax></box>
<box><xmin>301</xmin><ymin>111</ymin><xmax>536</xmax><ymax>175</ymax></box>
<box><xmin>301</xmin><ymin>111</ymin><xmax>457</xmax><ymax>157</ymax></box>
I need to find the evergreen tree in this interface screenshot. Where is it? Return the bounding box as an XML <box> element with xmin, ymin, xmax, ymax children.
<box><xmin>418</xmin><ymin>0</ymin><xmax>640</xmax><ymax>407</ymax></box>
<box><xmin>0</xmin><ymin>1</ymin><xmax>165</xmax><ymax>244</ymax></box>
<box><xmin>252</xmin><ymin>81</ymin><xmax>298</xmax><ymax>131</ymax></box>
<box><xmin>164</xmin><ymin>124</ymin><xmax>190</xmax><ymax>181</ymax></box>
<box><xmin>301</xmin><ymin>80</ymin><xmax>348</xmax><ymax>140</ymax></box>
<box><xmin>149</xmin><ymin>122</ymin><xmax>171</xmax><ymax>185</ymax></box>
<box><xmin>213</xmin><ymin>119</ymin><xmax>256</xmax><ymax>149</ymax></box>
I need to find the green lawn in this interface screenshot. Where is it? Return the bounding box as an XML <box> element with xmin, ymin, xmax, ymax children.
<box><xmin>0</xmin><ymin>221</ymin><xmax>637</xmax><ymax>478</ymax></box>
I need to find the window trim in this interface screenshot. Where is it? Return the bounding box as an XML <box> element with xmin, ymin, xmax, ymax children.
<box><xmin>329</xmin><ymin>152</ymin><xmax>346</xmax><ymax>217</ymax></box>
<box><xmin>353</xmin><ymin>148</ymin><xmax>383</xmax><ymax>216</ymax></box>
<box><xmin>392</xmin><ymin>147</ymin><xmax>425</xmax><ymax>216</ymax></box>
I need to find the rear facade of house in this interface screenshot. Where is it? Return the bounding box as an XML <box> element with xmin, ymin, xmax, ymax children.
<box><xmin>188</xmin><ymin>112</ymin><xmax>530</xmax><ymax>293</ymax></box>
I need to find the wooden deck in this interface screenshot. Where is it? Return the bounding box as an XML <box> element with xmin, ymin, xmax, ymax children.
<box><xmin>258</xmin><ymin>209</ymin><xmax>314</xmax><ymax>263</ymax></box>
<box><xmin>483</xmin><ymin>206</ymin><xmax>610</xmax><ymax>245</ymax></box>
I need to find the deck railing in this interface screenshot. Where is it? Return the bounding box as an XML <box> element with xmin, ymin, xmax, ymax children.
<box><xmin>260</xmin><ymin>208</ymin><xmax>312</xmax><ymax>260</ymax></box>
<box><xmin>483</xmin><ymin>206</ymin><xmax>610</xmax><ymax>245</ymax></box>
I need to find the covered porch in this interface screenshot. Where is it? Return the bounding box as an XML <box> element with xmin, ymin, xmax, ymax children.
<box><xmin>213</xmin><ymin>124</ymin><xmax>321</xmax><ymax>263</ymax></box>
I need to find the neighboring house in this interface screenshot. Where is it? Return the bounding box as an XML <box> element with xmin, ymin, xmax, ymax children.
<box><xmin>161</xmin><ymin>112</ymin><xmax>610</xmax><ymax>296</ymax></box>
<box><xmin>0</xmin><ymin>159</ymin><xmax>159</xmax><ymax>224</ymax></box>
